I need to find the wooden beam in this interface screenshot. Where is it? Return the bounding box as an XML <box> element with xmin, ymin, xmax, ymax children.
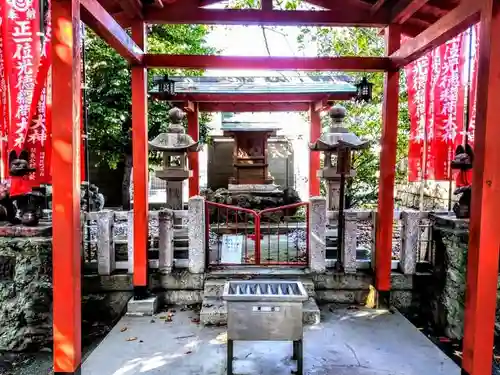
<box><xmin>313</xmin><ymin>98</ymin><xmax>330</xmax><ymax>112</ymax></box>
<box><xmin>462</xmin><ymin>1</ymin><xmax>500</xmax><ymax>374</ymax></box>
<box><xmin>391</xmin><ymin>0</ymin><xmax>431</xmax><ymax>24</ymax></box>
<box><xmin>153</xmin><ymin>92</ymin><xmax>357</xmax><ymax>103</ymax></box>
<box><xmin>119</xmin><ymin>0</ymin><xmax>143</xmax><ymax>19</ymax></box>
<box><xmin>309</xmin><ymin>104</ymin><xmax>321</xmax><ymax>197</ymax></box>
<box><xmin>375</xmin><ymin>24</ymin><xmax>400</xmax><ymax>293</ymax></box>
<box><xmin>262</xmin><ymin>0</ymin><xmax>273</xmax><ymax>11</ymax></box>
<box><xmin>131</xmin><ymin>20</ymin><xmax>149</xmax><ymax>294</ymax></box>
<box><xmin>198</xmin><ymin>102</ymin><xmax>313</xmax><ymax>112</ymax></box>
<box><xmin>80</xmin><ymin>0</ymin><xmax>143</xmax><ymax>63</ymax></box>
<box><xmin>371</xmin><ymin>0</ymin><xmax>388</xmax><ymax>15</ymax></box>
<box><xmin>199</xmin><ymin>0</ymin><xmax>226</xmax><ymax>6</ymax></box>
<box><xmin>144</xmin><ymin>55</ymin><xmax>392</xmax><ymax>71</ymax></box>
<box><xmin>187</xmin><ymin>103</ymin><xmax>200</xmax><ymax>197</ymax></box>
<box><xmin>143</xmin><ymin>7</ymin><xmax>391</xmax><ymax>27</ymax></box>
<box><xmin>52</xmin><ymin>0</ymin><xmax>82</xmax><ymax>372</ymax></box>
<box><xmin>183</xmin><ymin>100</ymin><xmax>195</xmax><ymax>112</ymax></box>
<box><xmin>390</xmin><ymin>0</ymin><xmax>480</xmax><ymax>66</ymax></box>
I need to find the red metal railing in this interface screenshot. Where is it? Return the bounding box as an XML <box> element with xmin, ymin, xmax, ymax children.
<box><xmin>205</xmin><ymin>201</ymin><xmax>309</xmax><ymax>267</ymax></box>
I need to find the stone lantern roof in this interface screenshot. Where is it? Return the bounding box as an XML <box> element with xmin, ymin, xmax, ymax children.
<box><xmin>309</xmin><ymin>105</ymin><xmax>370</xmax><ymax>151</ymax></box>
<box><xmin>149</xmin><ymin>107</ymin><xmax>201</xmax><ymax>152</ymax></box>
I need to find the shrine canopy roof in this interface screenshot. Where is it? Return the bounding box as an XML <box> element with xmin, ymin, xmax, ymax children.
<box><xmin>150</xmin><ymin>75</ymin><xmax>357</xmax><ymax>112</ymax></box>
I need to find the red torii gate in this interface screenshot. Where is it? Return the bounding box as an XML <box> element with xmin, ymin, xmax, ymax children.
<box><xmin>51</xmin><ymin>0</ymin><xmax>499</xmax><ymax>374</ymax></box>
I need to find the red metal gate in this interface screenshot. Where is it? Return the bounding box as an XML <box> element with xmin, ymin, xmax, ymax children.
<box><xmin>205</xmin><ymin>201</ymin><xmax>309</xmax><ymax>267</ymax></box>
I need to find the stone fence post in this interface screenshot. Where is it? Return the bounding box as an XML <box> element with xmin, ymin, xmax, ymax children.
<box><xmin>96</xmin><ymin>210</ymin><xmax>115</xmax><ymax>275</ymax></box>
<box><xmin>127</xmin><ymin>210</ymin><xmax>134</xmax><ymax>274</ymax></box>
<box><xmin>343</xmin><ymin>211</ymin><xmax>358</xmax><ymax>274</ymax></box>
<box><xmin>158</xmin><ymin>209</ymin><xmax>174</xmax><ymax>274</ymax></box>
<box><xmin>188</xmin><ymin>196</ymin><xmax>206</xmax><ymax>274</ymax></box>
<box><xmin>309</xmin><ymin>197</ymin><xmax>326</xmax><ymax>273</ymax></box>
<box><xmin>400</xmin><ymin>210</ymin><xmax>420</xmax><ymax>274</ymax></box>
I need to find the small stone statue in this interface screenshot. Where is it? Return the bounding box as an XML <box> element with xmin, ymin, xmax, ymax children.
<box><xmin>8</xmin><ymin>150</ymin><xmax>35</xmax><ymax>177</ymax></box>
<box><xmin>81</xmin><ymin>182</ymin><xmax>105</xmax><ymax>211</ymax></box>
<box><xmin>451</xmin><ymin>144</ymin><xmax>473</xmax><ymax>219</ymax></box>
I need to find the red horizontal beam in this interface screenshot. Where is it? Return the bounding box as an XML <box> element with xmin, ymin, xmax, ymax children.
<box><xmin>81</xmin><ymin>0</ymin><xmax>143</xmax><ymax>63</ymax></box>
<box><xmin>390</xmin><ymin>0</ymin><xmax>480</xmax><ymax>66</ymax></box>
<box><xmin>198</xmin><ymin>102</ymin><xmax>312</xmax><ymax>112</ymax></box>
<box><xmin>391</xmin><ymin>0</ymin><xmax>430</xmax><ymax>24</ymax></box>
<box><xmin>144</xmin><ymin>54</ymin><xmax>392</xmax><ymax>71</ymax></box>
<box><xmin>153</xmin><ymin>92</ymin><xmax>356</xmax><ymax>103</ymax></box>
<box><xmin>143</xmin><ymin>7</ymin><xmax>390</xmax><ymax>27</ymax></box>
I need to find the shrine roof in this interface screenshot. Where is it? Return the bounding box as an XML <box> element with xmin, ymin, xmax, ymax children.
<box><xmin>150</xmin><ymin>75</ymin><xmax>357</xmax><ymax>98</ymax></box>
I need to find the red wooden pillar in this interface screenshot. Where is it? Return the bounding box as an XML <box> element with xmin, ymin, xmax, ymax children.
<box><xmin>309</xmin><ymin>104</ymin><xmax>321</xmax><ymax>197</ymax></box>
<box><xmin>52</xmin><ymin>0</ymin><xmax>82</xmax><ymax>373</ymax></box>
<box><xmin>462</xmin><ymin>3</ymin><xmax>500</xmax><ymax>374</ymax></box>
<box><xmin>187</xmin><ymin>102</ymin><xmax>200</xmax><ymax>197</ymax></box>
<box><xmin>131</xmin><ymin>20</ymin><xmax>149</xmax><ymax>296</ymax></box>
<box><xmin>375</xmin><ymin>25</ymin><xmax>400</xmax><ymax>292</ymax></box>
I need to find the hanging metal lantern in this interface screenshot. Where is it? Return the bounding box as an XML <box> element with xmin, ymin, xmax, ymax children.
<box><xmin>355</xmin><ymin>76</ymin><xmax>373</xmax><ymax>102</ymax></box>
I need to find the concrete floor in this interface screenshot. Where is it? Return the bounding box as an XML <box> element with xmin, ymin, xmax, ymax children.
<box><xmin>82</xmin><ymin>306</ymin><xmax>460</xmax><ymax>375</ymax></box>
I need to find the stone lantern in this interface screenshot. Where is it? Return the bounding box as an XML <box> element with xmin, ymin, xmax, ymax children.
<box><xmin>309</xmin><ymin>104</ymin><xmax>369</xmax><ymax>270</ymax></box>
<box><xmin>149</xmin><ymin>107</ymin><xmax>201</xmax><ymax>210</ymax></box>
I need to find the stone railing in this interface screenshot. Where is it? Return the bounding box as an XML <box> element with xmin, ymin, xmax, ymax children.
<box><xmin>324</xmin><ymin>207</ymin><xmax>449</xmax><ymax>275</ymax></box>
<box><xmin>81</xmin><ymin>195</ymin><xmax>444</xmax><ymax>276</ymax></box>
<box><xmin>82</xmin><ymin>196</ymin><xmax>206</xmax><ymax>276</ymax></box>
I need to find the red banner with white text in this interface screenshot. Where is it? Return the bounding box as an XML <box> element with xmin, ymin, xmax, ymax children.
<box><xmin>405</xmin><ymin>31</ymin><xmax>467</xmax><ymax>182</ymax></box>
<box><xmin>2</xmin><ymin>1</ymin><xmax>41</xmax><ymax>155</ymax></box>
<box><xmin>405</xmin><ymin>53</ymin><xmax>432</xmax><ymax>182</ymax></box>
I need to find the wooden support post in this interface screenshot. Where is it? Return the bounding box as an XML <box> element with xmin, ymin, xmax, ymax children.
<box><xmin>131</xmin><ymin>20</ymin><xmax>149</xmax><ymax>298</ymax></box>
<box><xmin>309</xmin><ymin>104</ymin><xmax>321</xmax><ymax>197</ymax></box>
<box><xmin>375</xmin><ymin>24</ymin><xmax>400</xmax><ymax>292</ymax></box>
<box><xmin>52</xmin><ymin>0</ymin><xmax>82</xmax><ymax>373</ymax></box>
<box><xmin>462</xmin><ymin>1</ymin><xmax>500</xmax><ymax>374</ymax></box>
<box><xmin>187</xmin><ymin>102</ymin><xmax>200</xmax><ymax>197</ymax></box>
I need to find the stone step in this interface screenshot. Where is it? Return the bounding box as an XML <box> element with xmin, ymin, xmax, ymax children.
<box><xmin>199</xmin><ymin>296</ymin><xmax>320</xmax><ymax>326</ymax></box>
<box><xmin>203</xmin><ymin>278</ymin><xmax>315</xmax><ymax>298</ymax></box>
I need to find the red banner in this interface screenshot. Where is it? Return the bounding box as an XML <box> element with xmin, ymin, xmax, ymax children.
<box><xmin>0</xmin><ymin>6</ymin><xmax>9</xmax><ymax>179</ymax></box>
<box><xmin>406</xmin><ymin>31</ymin><xmax>467</xmax><ymax>182</ymax></box>
<box><xmin>406</xmin><ymin>53</ymin><xmax>432</xmax><ymax>182</ymax></box>
<box><xmin>432</xmin><ymin>33</ymin><xmax>465</xmax><ymax>180</ymax></box>
<box><xmin>2</xmin><ymin>0</ymin><xmax>41</xmax><ymax>154</ymax></box>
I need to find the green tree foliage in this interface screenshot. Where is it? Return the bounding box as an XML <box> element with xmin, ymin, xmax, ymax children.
<box><xmin>297</xmin><ymin>27</ymin><xmax>410</xmax><ymax>208</ymax></box>
<box><xmin>84</xmin><ymin>25</ymin><xmax>215</xmax><ymax>207</ymax></box>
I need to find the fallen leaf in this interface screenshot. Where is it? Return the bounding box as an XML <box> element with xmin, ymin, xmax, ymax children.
<box><xmin>139</xmin><ymin>340</ymin><xmax>144</xmax><ymax>343</ymax></box>
<box><xmin>159</xmin><ymin>316</ymin><xmax>167</xmax><ymax>320</ymax></box>
<box><xmin>120</xmin><ymin>327</ymin><xmax>128</xmax><ymax>332</ymax></box>
<box><xmin>126</xmin><ymin>337</ymin><xmax>138</xmax><ymax>342</ymax></box>
<box><xmin>185</xmin><ymin>351</ymin><xmax>192</xmax><ymax>355</ymax></box>
<box><xmin>150</xmin><ymin>319</ymin><xmax>155</xmax><ymax>323</ymax></box>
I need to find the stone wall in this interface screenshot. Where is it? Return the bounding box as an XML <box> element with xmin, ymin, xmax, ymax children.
<box><xmin>0</xmin><ymin>237</ymin><xmax>52</xmax><ymax>351</ymax></box>
<box><xmin>0</xmin><ymin>235</ymin><xmax>131</xmax><ymax>352</ymax></box>
<box><xmin>429</xmin><ymin>214</ymin><xmax>500</xmax><ymax>339</ymax></box>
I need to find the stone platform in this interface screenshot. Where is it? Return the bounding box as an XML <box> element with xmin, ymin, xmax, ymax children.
<box><xmin>82</xmin><ymin>305</ymin><xmax>460</xmax><ymax>375</ymax></box>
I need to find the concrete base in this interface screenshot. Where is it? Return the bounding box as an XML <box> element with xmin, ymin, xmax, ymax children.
<box><xmin>82</xmin><ymin>306</ymin><xmax>460</xmax><ymax>375</ymax></box>
<box><xmin>126</xmin><ymin>296</ymin><xmax>159</xmax><ymax>316</ymax></box>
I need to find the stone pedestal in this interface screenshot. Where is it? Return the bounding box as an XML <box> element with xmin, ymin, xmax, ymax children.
<box><xmin>309</xmin><ymin>197</ymin><xmax>326</xmax><ymax>273</ymax></box>
<box><xmin>325</xmin><ymin>179</ymin><xmax>341</xmax><ymax>211</ymax></box>
<box><xmin>426</xmin><ymin>214</ymin><xmax>498</xmax><ymax>339</ymax></box>
<box><xmin>166</xmin><ymin>181</ymin><xmax>183</xmax><ymax>210</ymax></box>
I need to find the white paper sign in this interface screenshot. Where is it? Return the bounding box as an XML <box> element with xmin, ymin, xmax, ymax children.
<box><xmin>220</xmin><ymin>234</ymin><xmax>244</xmax><ymax>264</ymax></box>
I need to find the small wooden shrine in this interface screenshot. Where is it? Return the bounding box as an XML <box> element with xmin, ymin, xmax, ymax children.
<box><xmin>222</xmin><ymin>127</ymin><xmax>277</xmax><ymax>186</ymax></box>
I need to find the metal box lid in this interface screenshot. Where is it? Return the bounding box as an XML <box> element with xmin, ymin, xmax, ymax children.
<box><xmin>222</xmin><ymin>280</ymin><xmax>309</xmax><ymax>302</ymax></box>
